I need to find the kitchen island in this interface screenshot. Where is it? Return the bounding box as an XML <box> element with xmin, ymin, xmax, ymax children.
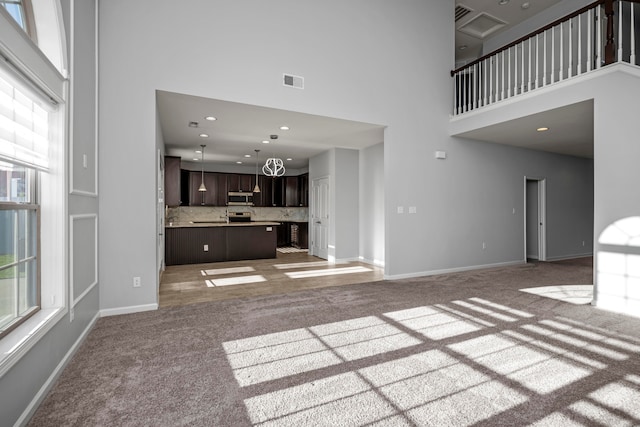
<box><xmin>165</xmin><ymin>221</ymin><xmax>280</xmax><ymax>265</ymax></box>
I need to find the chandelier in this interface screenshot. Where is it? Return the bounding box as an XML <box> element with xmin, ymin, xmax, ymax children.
<box><xmin>262</xmin><ymin>157</ymin><xmax>286</xmax><ymax>177</ymax></box>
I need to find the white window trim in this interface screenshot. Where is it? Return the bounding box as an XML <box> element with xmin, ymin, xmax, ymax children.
<box><xmin>0</xmin><ymin>0</ymin><xmax>68</xmax><ymax>378</ymax></box>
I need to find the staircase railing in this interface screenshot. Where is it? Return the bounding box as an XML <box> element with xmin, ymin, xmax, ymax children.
<box><xmin>451</xmin><ymin>0</ymin><xmax>640</xmax><ymax>116</ymax></box>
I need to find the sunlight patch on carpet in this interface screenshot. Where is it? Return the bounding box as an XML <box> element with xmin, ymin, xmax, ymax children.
<box><xmin>383</xmin><ymin>305</ymin><xmax>484</xmax><ymax>340</ymax></box>
<box><xmin>223</xmin><ymin>316</ymin><xmax>420</xmax><ymax>387</ymax></box>
<box><xmin>520</xmin><ymin>284</ymin><xmax>593</xmax><ymax>304</ymax></box>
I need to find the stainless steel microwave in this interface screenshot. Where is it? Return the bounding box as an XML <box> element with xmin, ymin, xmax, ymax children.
<box><xmin>228</xmin><ymin>191</ymin><xmax>254</xmax><ymax>206</ymax></box>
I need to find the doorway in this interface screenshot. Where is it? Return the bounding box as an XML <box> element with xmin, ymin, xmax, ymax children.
<box><xmin>525</xmin><ymin>177</ymin><xmax>546</xmax><ymax>261</ymax></box>
<box><xmin>310</xmin><ymin>176</ymin><xmax>330</xmax><ymax>260</ymax></box>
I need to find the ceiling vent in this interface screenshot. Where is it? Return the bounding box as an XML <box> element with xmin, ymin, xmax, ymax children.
<box><xmin>457</xmin><ymin>12</ymin><xmax>507</xmax><ymax>39</ymax></box>
<box><xmin>455</xmin><ymin>5</ymin><xmax>473</xmax><ymax>22</ymax></box>
<box><xmin>283</xmin><ymin>74</ymin><xmax>304</xmax><ymax>89</ymax></box>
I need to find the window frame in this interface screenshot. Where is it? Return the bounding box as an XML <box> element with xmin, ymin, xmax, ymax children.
<box><xmin>0</xmin><ymin>175</ymin><xmax>41</xmax><ymax>339</ymax></box>
<box><xmin>0</xmin><ymin>0</ymin><xmax>37</xmax><ymax>42</ymax></box>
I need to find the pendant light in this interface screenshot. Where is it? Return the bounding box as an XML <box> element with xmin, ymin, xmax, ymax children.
<box><xmin>198</xmin><ymin>144</ymin><xmax>207</xmax><ymax>192</ymax></box>
<box><xmin>262</xmin><ymin>157</ymin><xmax>286</xmax><ymax>177</ymax></box>
<box><xmin>253</xmin><ymin>149</ymin><xmax>261</xmax><ymax>193</ymax></box>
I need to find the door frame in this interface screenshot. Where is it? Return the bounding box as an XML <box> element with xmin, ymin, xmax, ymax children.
<box><xmin>523</xmin><ymin>176</ymin><xmax>547</xmax><ymax>262</ymax></box>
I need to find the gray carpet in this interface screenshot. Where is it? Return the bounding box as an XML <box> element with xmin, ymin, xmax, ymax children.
<box><xmin>28</xmin><ymin>258</ymin><xmax>640</xmax><ymax>426</ymax></box>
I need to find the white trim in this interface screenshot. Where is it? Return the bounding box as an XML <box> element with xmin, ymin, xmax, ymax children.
<box><xmin>68</xmin><ymin>0</ymin><xmax>98</xmax><ymax>197</ymax></box>
<box><xmin>69</xmin><ymin>214</ymin><xmax>98</xmax><ymax>310</ymax></box>
<box><xmin>0</xmin><ymin>308</ymin><xmax>65</xmax><ymax>379</ymax></box>
<box><xmin>13</xmin><ymin>311</ymin><xmax>99</xmax><ymax>427</ymax></box>
<box><xmin>100</xmin><ymin>304</ymin><xmax>159</xmax><ymax>317</ymax></box>
<box><xmin>545</xmin><ymin>253</ymin><xmax>593</xmax><ymax>261</ymax></box>
<box><xmin>384</xmin><ymin>260</ymin><xmax>525</xmax><ymax>280</ymax></box>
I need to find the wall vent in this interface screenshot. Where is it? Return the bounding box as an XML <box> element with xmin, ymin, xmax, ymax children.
<box><xmin>455</xmin><ymin>5</ymin><xmax>473</xmax><ymax>22</ymax></box>
<box><xmin>283</xmin><ymin>74</ymin><xmax>304</xmax><ymax>89</ymax></box>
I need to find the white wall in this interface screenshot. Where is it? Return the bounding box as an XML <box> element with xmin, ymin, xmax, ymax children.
<box><xmin>334</xmin><ymin>148</ymin><xmax>360</xmax><ymax>261</ymax></box>
<box><xmin>359</xmin><ymin>143</ymin><xmax>385</xmax><ymax>266</ymax></box>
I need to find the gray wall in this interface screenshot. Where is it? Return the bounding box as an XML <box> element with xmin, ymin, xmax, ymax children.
<box><xmin>0</xmin><ymin>0</ymin><xmax>100</xmax><ymax>425</ymax></box>
<box><xmin>359</xmin><ymin>143</ymin><xmax>385</xmax><ymax>266</ymax></box>
<box><xmin>334</xmin><ymin>148</ymin><xmax>360</xmax><ymax>261</ymax></box>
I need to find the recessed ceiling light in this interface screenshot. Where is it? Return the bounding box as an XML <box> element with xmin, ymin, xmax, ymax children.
<box><xmin>244</xmin><ymin>154</ymin><xmax>251</xmax><ymax>158</ymax></box>
<box><xmin>459</xmin><ymin>45</ymin><xmax>468</xmax><ymax>50</ymax></box>
<box><xmin>205</xmin><ymin>116</ymin><xmax>217</xmax><ymax>121</ymax></box>
<box><xmin>193</xmin><ymin>158</ymin><xmax>199</xmax><ymax>161</ymax></box>
<box><xmin>286</xmin><ymin>158</ymin><xmax>293</xmax><ymax>161</ymax></box>
<box><xmin>236</xmin><ymin>161</ymin><xmax>242</xmax><ymax>164</ymax></box>
<box><xmin>280</xmin><ymin>126</ymin><xmax>290</xmax><ymax>130</ymax></box>
<box><xmin>195</xmin><ymin>150</ymin><xmax>202</xmax><ymax>154</ymax></box>
<box><xmin>521</xmin><ymin>2</ymin><xmax>530</xmax><ymax>9</ymax></box>
<box><xmin>537</xmin><ymin>127</ymin><xmax>549</xmax><ymax>132</ymax></box>
<box><xmin>199</xmin><ymin>133</ymin><xmax>209</xmax><ymax>138</ymax></box>
<box><xmin>262</xmin><ymin>140</ymin><xmax>270</xmax><ymax>144</ymax></box>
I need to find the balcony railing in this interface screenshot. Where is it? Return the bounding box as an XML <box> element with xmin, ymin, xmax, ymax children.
<box><xmin>451</xmin><ymin>0</ymin><xmax>640</xmax><ymax>116</ymax></box>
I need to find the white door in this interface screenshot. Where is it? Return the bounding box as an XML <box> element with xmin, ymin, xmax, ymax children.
<box><xmin>157</xmin><ymin>150</ymin><xmax>165</xmax><ymax>281</ymax></box>
<box><xmin>311</xmin><ymin>177</ymin><xmax>329</xmax><ymax>259</ymax></box>
<box><xmin>525</xmin><ymin>177</ymin><xmax>546</xmax><ymax>262</ymax></box>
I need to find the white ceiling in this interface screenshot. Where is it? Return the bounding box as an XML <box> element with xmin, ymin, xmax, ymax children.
<box><xmin>456</xmin><ymin>0</ymin><xmax>563</xmax><ymax>64</ymax></box>
<box><xmin>157</xmin><ymin>91</ymin><xmax>384</xmax><ymax>170</ymax></box>
<box><xmin>455</xmin><ymin>100</ymin><xmax>594</xmax><ymax>158</ymax></box>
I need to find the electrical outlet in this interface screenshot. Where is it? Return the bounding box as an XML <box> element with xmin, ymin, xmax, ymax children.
<box><xmin>133</xmin><ymin>276</ymin><xmax>141</xmax><ymax>288</ymax></box>
<box><xmin>482</xmin><ymin>242</ymin><xmax>486</xmax><ymax>250</ymax></box>
<box><xmin>204</xmin><ymin>244</ymin><xmax>209</xmax><ymax>252</ymax></box>
<box><xmin>82</xmin><ymin>154</ymin><xmax>88</xmax><ymax>168</ymax></box>
<box><xmin>582</xmin><ymin>240</ymin><xmax>585</xmax><ymax>246</ymax></box>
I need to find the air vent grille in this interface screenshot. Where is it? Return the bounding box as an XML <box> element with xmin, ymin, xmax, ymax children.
<box><xmin>283</xmin><ymin>74</ymin><xmax>304</xmax><ymax>89</ymax></box>
<box><xmin>455</xmin><ymin>5</ymin><xmax>473</xmax><ymax>22</ymax></box>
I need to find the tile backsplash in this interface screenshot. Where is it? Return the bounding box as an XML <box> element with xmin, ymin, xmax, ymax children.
<box><xmin>167</xmin><ymin>206</ymin><xmax>308</xmax><ymax>224</ymax></box>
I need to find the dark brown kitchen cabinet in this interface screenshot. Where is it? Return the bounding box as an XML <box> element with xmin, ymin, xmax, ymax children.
<box><xmin>164</xmin><ymin>156</ymin><xmax>181</xmax><ymax>206</ymax></box>
<box><xmin>216</xmin><ymin>173</ymin><xmax>228</xmax><ymax>205</ymax></box>
<box><xmin>226</xmin><ymin>174</ymin><xmax>254</xmax><ymax>193</ymax></box>
<box><xmin>254</xmin><ymin>175</ymin><xmax>274</xmax><ymax>207</ymax></box>
<box><xmin>189</xmin><ymin>171</ymin><xmax>218</xmax><ymax>206</ymax></box>
<box><xmin>299</xmin><ymin>173</ymin><xmax>309</xmax><ymax>207</ymax></box>
<box><xmin>284</xmin><ymin>176</ymin><xmax>300</xmax><ymax>207</ymax></box>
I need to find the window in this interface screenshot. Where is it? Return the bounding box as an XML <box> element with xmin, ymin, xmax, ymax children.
<box><xmin>0</xmin><ymin>65</ymin><xmax>49</xmax><ymax>338</ymax></box>
<box><xmin>0</xmin><ymin>0</ymin><xmax>36</xmax><ymax>40</ymax></box>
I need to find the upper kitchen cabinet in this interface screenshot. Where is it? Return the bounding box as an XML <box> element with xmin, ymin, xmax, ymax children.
<box><xmin>284</xmin><ymin>176</ymin><xmax>299</xmax><ymax>207</ymax></box>
<box><xmin>299</xmin><ymin>173</ymin><xmax>309</xmax><ymax>207</ymax></box>
<box><xmin>227</xmin><ymin>174</ymin><xmax>255</xmax><ymax>193</ymax></box>
<box><xmin>188</xmin><ymin>171</ymin><xmax>218</xmax><ymax>206</ymax></box>
<box><xmin>164</xmin><ymin>156</ymin><xmax>181</xmax><ymax>206</ymax></box>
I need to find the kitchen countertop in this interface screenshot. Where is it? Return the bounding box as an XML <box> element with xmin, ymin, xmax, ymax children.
<box><xmin>166</xmin><ymin>221</ymin><xmax>281</xmax><ymax>228</ymax></box>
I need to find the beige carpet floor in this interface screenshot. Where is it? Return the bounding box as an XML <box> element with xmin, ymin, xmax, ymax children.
<box><xmin>28</xmin><ymin>258</ymin><xmax>640</xmax><ymax>426</ymax></box>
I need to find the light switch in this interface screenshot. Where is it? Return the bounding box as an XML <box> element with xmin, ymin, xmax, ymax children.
<box><xmin>397</xmin><ymin>206</ymin><xmax>404</xmax><ymax>214</ymax></box>
<box><xmin>82</xmin><ymin>154</ymin><xmax>88</xmax><ymax>168</ymax></box>
<box><xmin>409</xmin><ymin>206</ymin><xmax>417</xmax><ymax>214</ymax></box>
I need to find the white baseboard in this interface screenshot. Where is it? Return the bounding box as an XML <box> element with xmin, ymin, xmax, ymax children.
<box><xmin>545</xmin><ymin>253</ymin><xmax>593</xmax><ymax>261</ymax></box>
<box><xmin>357</xmin><ymin>256</ymin><xmax>385</xmax><ymax>268</ymax></box>
<box><xmin>99</xmin><ymin>303</ymin><xmax>158</xmax><ymax>317</ymax></box>
<box><xmin>384</xmin><ymin>260</ymin><xmax>525</xmax><ymax>280</ymax></box>
<box><xmin>15</xmin><ymin>312</ymin><xmax>100</xmax><ymax>427</ymax></box>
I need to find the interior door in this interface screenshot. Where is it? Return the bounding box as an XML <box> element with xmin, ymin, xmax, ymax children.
<box><xmin>311</xmin><ymin>177</ymin><xmax>329</xmax><ymax>259</ymax></box>
<box><xmin>525</xmin><ymin>177</ymin><xmax>546</xmax><ymax>262</ymax></box>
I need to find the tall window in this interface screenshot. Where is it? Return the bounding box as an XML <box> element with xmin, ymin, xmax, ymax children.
<box><xmin>0</xmin><ymin>0</ymin><xmax>35</xmax><ymax>38</ymax></box>
<box><xmin>0</xmin><ymin>66</ymin><xmax>49</xmax><ymax>338</ymax></box>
